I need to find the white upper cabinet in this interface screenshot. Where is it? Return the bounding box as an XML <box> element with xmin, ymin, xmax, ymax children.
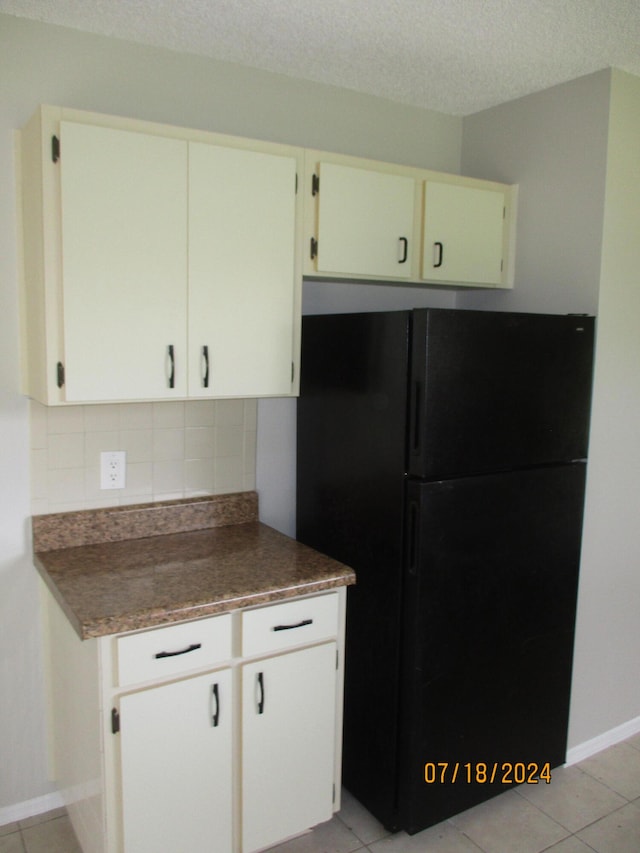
<box><xmin>18</xmin><ymin>106</ymin><xmax>303</xmax><ymax>405</ymax></box>
<box><xmin>304</xmin><ymin>149</ymin><xmax>517</xmax><ymax>289</ymax></box>
<box><xmin>59</xmin><ymin>122</ymin><xmax>189</xmax><ymax>401</ymax></box>
<box><xmin>18</xmin><ymin>105</ymin><xmax>516</xmax><ymax>406</ymax></box>
<box><xmin>310</xmin><ymin>161</ymin><xmax>416</xmax><ymax>279</ymax></box>
<box><xmin>422</xmin><ymin>180</ymin><xmax>509</xmax><ymax>286</ymax></box>
<box><xmin>188</xmin><ymin>143</ymin><xmax>297</xmax><ymax>398</ymax></box>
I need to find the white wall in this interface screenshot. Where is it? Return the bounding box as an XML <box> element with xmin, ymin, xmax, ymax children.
<box><xmin>461</xmin><ymin>70</ymin><xmax>640</xmax><ymax>749</ymax></box>
<box><xmin>0</xmin><ymin>13</ymin><xmax>461</xmax><ymax>814</ymax></box>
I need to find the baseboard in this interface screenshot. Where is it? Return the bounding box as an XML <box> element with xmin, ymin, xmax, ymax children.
<box><xmin>0</xmin><ymin>790</ymin><xmax>64</xmax><ymax>827</ymax></box>
<box><xmin>566</xmin><ymin>713</ymin><xmax>640</xmax><ymax>766</ymax></box>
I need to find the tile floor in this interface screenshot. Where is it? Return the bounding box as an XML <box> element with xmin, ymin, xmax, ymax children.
<box><xmin>2</xmin><ymin>734</ymin><xmax>639</xmax><ymax>852</ymax></box>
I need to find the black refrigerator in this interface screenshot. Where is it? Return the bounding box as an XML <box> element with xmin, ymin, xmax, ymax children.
<box><xmin>296</xmin><ymin>308</ymin><xmax>595</xmax><ymax>834</ymax></box>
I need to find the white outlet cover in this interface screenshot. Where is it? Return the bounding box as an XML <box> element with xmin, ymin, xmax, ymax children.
<box><xmin>100</xmin><ymin>450</ymin><xmax>126</xmax><ymax>490</ymax></box>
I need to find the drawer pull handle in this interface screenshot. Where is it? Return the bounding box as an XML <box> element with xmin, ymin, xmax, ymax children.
<box><xmin>154</xmin><ymin>642</ymin><xmax>202</xmax><ymax>659</ymax></box>
<box><xmin>272</xmin><ymin>618</ymin><xmax>313</xmax><ymax>632</ymax></box>
<box><xmin>257</xmin><ymin>672</ymin><xmax>265</xmax><ymax>714</ymax></box>
<box><xmin>211</xmin><ymin>683</ymin><xmax>220</xmax><ymax>727</ymax></box>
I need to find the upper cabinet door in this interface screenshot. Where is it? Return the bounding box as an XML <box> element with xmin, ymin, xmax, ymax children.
<box><xmin>188</xmin><ymin>143</ymin><xmax>298</xmax><ymax>398</ymax></box>
<box><xmin>59</xmin><ymin>122</ymin><xmax>188</xmax><ymax>401</ymax></box>
<box><xmin>314</xmin><ymin>162</ymin><xmax>415</xmax><ymax>279</ymax></box>
<box><xmin>422</xmin><ymin>181</ymin><xmax>506</xmax><ymax>286</ymax></box>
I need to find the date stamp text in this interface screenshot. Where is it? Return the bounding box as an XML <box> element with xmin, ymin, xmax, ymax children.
<box><xmin>424</xmin><ymin>762</ymin><xmax>552</xmax><ymax>785</ymax></box>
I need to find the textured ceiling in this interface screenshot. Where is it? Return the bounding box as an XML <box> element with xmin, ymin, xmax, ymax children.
<box><xmin>2</xmin><ymin>0</ymin><xmax>640</xmax><ymax>115</ymax></box>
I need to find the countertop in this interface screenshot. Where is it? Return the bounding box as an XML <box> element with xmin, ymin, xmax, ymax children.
<box><xmin>32</xmin><ymin>492</ymin><xmax>355</xmax><ymax>640</ymax></box>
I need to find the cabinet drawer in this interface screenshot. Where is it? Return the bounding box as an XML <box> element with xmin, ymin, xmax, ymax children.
<box><xmin>242</xmin><ymin>593</ymin><xmax>339</xmax><ymax>657</ymax></box>
<box><xmin>117</xmin><ymin>614</ymin><xmax>232</xmax><ymax>686</ymax></box>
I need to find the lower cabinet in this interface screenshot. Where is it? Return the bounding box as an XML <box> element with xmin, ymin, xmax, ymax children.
<box><xmin>44</xmin><ymin>588</ymin><xmax>345</xmax><ymax>853</ymax></box>
<box><xmin>119</xmin><ymin>670</ymin><xmax>233</xmax><ymax>853</ymax></box>
<box><xmin>242</xmin><ymin>643</ymin><xmax>337</xmax><ymax>852</ymax></box>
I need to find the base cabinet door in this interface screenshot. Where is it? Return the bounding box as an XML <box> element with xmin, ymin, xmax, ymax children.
<box><xmin>119</xmin><ymin>669</ymin><xmax>232</xmax><ymax>853</ymax></box>
<box><xmin>241</xmin><ymin>642</ymin><xmax>338</xmax><ymax>853</ymax></box>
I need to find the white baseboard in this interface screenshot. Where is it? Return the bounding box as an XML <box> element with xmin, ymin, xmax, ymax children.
<box><xmin>0</xmin><ymin>790</ymin><xmax>65</xmax><ymax>827</ymax></box>
<box><xmin>566</xmin><ymin>714</ymin><xmax>640</xmax><ymax>766</ymax></box>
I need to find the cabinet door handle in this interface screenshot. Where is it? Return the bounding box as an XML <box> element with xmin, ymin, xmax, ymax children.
<box><xmin>398</xmin><ymin>237</ymin><xmax>408</xmax><ymax>264</ymax></box>
<box><xmin>211</xmin><ymin>682</ymin><xmax>220</xmax><ymax>727</ymax></box>
<box><xmin>154</xmin><ymin>642</ymin><xmax>201</xmax><ymax>659</ymax></box>
<box><xmin>256</xmin><ymin>671</ymin><xmax>265</xmax><ymax>715</ymax></box>
<box><xmin>167</xmin><ymin>344</ymin><xmax>175</xmax><ymax>389</ymax></box>
<box><xmin>202</xmin><ymin>345</ymin><xmax>210</xmax><ymax>388</ymax></box>
<box><xmin>433</xmin><ymin>241</ymin><xmax>444</xmax><ymax>268</ymax></box>
<box><xmin>272</xmin><ymin>618</ymin><xmax>313</xmax><ymax>632</ymax></box>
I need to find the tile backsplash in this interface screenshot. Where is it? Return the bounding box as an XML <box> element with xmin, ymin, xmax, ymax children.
<box><xmin>29</xmin><ymin>399</ymin><xmax>257</xmax><ymax>515</ymax></box>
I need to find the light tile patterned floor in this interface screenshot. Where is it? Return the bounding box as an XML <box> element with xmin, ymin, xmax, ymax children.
<box><xmin>2</xmin><ymin>734</ymin><xmax>639</xmax><ymax>852</ymax></box>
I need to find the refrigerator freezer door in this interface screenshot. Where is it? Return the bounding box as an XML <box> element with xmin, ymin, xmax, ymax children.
<box><xmin>399</xmin><ymin>463</ymin><xmax>586</xmax><ymax>833</ymax></box>
<box><xmin>409</xmin><ymin>310</ymin><xmax>595</xmax><ymax>479</ymax></box>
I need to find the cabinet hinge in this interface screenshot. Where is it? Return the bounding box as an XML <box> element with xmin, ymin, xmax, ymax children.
<box><xmin>56</xmin><ymin>361</ymin><xmax>65</xmax><ymax>388</ymax></box>
<box><xmin>111</xmin><ymin>708</ymin><xmax>120</xmax><ymax>735</ymax></box>
<box><xmin>295</xmin><ymin>172</ymin><xmax>298</xmax><ymax>194</ymax></box>
<box><xmin>332</xmin><ymin>783</ymin><xmax>336</xmax><ymax>803</ymax></box>
<box><xmin>291</xmin><ymin>362</ymin><xmax>295</xmax><ymax>384</ymax></box>
<box><xmin>336</xmin><ymin>649</ymin><xmax>339</xmax><ymax>670</ymax></box>
<box><xmin>51</xmin><ymin>135</ymin><xmax>60</xmax><ymax>163</ymax></box>
<box><xmin>312</xmin><ymin>173</ymin><xmax>320</xmax><ymax>196</ymax></box>
<box><xmin>310</xmin><ymin>237</ymin><xmax>318</xmax><ymax>260</ymax></box>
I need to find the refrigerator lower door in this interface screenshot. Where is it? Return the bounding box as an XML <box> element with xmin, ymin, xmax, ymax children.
<box><xmin>399</xmin><ymin>463</ymin><xmax>586</xmax><ymax>833</ymax></box>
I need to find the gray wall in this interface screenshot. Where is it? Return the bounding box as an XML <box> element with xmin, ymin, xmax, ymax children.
<box><xmin>461</xmin><ymin>69</ymin><xmax>640</xmax><ymax>750</ymax></box>
<box><xmin>459</xmin><ymin>69</ymin><xmax>610</xmax><ymax>316</ymax></box>
<box><xmin>569</xmin><ymin>70</ymin><xmax>640</xmax><ymax>747</ymax></box>
<box><xmin>0</xmin><ymin>14</ymin><xmax>460</xmax><ymax>813</ymax></box>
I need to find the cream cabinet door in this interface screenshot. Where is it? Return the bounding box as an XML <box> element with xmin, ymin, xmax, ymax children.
<box><xmin>241</xmin><ymin>642</ymin><xmax>337</xmax><ymax>853</ymax></box>
<box><xmin>188</xmin><ymin>143</ymin><xmax>297</xmax><ymax>398</ymax></box>
<box><xmin>59</xmin><ymin>122</ymin><xmax>188</xmax><ymax>401</ymax></box>
<box><xmin>119</xmin><ymin>669</ymin><xmax>232</xmax><ymax>853</ymax></box>
<box><xmin>314</xmin><ymin>162</ymin><xmax>415</xmax><ymax>278</ymax></box>
<box><xmin>422</xmin><ymin>181</ymin><xmax>506</xmax><ymax>285</ymax></box>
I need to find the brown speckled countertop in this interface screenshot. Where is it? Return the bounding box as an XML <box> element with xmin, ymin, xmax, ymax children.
<box><xmin>33</xmin><ymin>492</ymin><xmax>355</xmax><ymax>640</ymax></box>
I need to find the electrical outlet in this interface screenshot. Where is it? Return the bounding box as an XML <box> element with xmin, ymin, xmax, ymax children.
<box><xmin>100</xmin><ymin>451</ymin><xmax>126</xmax><ymax>490</ymax></box>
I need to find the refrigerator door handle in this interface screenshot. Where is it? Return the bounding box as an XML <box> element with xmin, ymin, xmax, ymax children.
<box><xmin>407</xmin><ymin>501</ymin><xmax>419</xmax><ymax>576</ymax></box>
<box><xmin>411</xmin><ymin>381</ymin><xmax>422</xmax><ymax>456</ymax></box>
